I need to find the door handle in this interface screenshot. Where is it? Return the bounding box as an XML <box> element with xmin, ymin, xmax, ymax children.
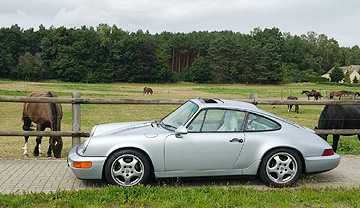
<box><xmin>229</xmin><ymin>138</ymin><xmax>243</xmax><ymax>143</ymax></box>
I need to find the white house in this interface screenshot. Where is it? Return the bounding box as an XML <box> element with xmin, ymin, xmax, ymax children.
<box><xmin>322</xmin><ymin>65</ymin><xmax>360</xmax><ymax>83</ymax></box>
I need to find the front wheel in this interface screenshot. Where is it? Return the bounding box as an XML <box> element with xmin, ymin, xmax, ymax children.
<box><xmin>259</xmin><ymin>148</ymin><xmax>303</xmax><ymax>187</ymax></box>
<box><xmin>104</xmin><ymin>149</ymin><xmax>150</xmax><ymax>186</ymax></box>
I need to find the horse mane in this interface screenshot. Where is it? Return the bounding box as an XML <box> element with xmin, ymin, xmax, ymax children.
<box><xmin>47</xmin><ymin>92</ymin><xmax>58</xmax><ymax>131</ymax></box>
<box><xmin>317</xmin><ymin>105</ymin><xmax>329</xmax><ymax>129</ymax></box>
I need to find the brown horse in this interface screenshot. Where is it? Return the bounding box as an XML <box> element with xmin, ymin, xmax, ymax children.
<box><xmin>287</xmin><ymin>96</ymin><xmax>299</xmax><ymax>113</ymax></box>
<box><xmin>329</xmin><ymin>91</ymin><xmax>345</xmax><ymax>100</ymax></box>
<box><xmin>341</xmin><ymin>90</ymin><xmax>358</xmax><ymax>99</ymax></box>
<box><xmin>143</xmin><ymin>87</ymin><xmax>153</xmax><ymax>95</ymax></box>
<box><xmin>301</xmin><ymin>90</ymin><xmax>322</xmax><ymax>100</ymax></box>
<box><xmin>22</xmin><ymin>92</ymin><xmax>63</xmax><ymax>158</ymax></box>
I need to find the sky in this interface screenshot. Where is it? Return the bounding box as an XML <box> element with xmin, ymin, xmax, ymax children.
<box><xmin>0</xmin><ymin>0</ymin><xmax>359</xmax><ymax>47</ymax></box>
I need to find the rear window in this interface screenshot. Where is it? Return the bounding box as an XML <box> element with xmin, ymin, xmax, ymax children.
<box><xmin>245</xmin><ymin>113</ymin><xmax>281</xmax><ymax>131</ymax></box>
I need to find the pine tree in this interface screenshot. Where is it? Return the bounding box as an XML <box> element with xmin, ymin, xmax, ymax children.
<box><xmin>353</xmin><ymin>76</ymin><xmax>359</xmax><ymax>83</ymax></box>
<box><xmin>329</xmin><ymin>65</ymin><xmax>344</xmax><ymax>83</ymax></box>
<box><xmin>344</xmin><ymin>69</ymin><xmax>351</xmax><ymax>83</ymax></box>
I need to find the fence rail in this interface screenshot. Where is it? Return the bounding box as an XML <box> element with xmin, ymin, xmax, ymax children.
<box><xmin>0</xmin><ymin>131</ymin><xmax>90</xmax><ymax>137</ymax></box>
<box><xmin>2</xmin><ymin>95</ymin><xmax>360</xmax><ymax>105</ymax></box>
<box><xmin>1</xmin><ymin>95</ymin><xmax>360</xmax><ymax>146</ymax></box>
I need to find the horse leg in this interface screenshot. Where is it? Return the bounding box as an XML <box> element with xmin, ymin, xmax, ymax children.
<box><xmin>22</xmin><ymin>117</ymin><xmax>32</xmax><ymax>156</ymax></box>
<box><xmin>22</xmin><ymin>136</ymin><xmax>29</xmax><ymax>156</ymax></box>
<box><xmin>295</xmin><ymin>105</ymin><xmax>299</xmax><ymax>113</ymax></box>
<box><xmin>47</xmin><ymin>138</ymin><xmax>54</xmax><ymax>157</ymax></box>
<box><xmin>322</xmin><ymin>134</ymin><xmax>328</xmax><ymax>142</ymax></box>
<box><xmin>33</xmin><ymin>125</ymin><xmax>45</xmax><ymax>157</ymax></box>
<box><xmin>332</xmin><ymin>134</ymin><xmax>340</xmax><ymax>153</ymax></box>
<box><xmin>288</xmin><ymin>105</ymin><xmax>291</xmax><ymax>112</ymax></box>
<box><xmin>358</xmin><ymin>134</ymin><xmax>360</xmax><ymax>142</ymax></box>
<box><xmin>33</xmin><ymin>136</ymin><xmax>43</xmax><ymax>156</ymax></box>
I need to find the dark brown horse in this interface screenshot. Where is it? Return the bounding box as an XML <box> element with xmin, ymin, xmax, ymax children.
<box><xmin>329</xmin><ymin>91</ymin><xmax>345</xmax><ymax>100</ymax></box>
<box><xmin>22</xmin><ymin>92</ymin><xmax>63</xmax><ymax>158</ymax></box>
<box><xmin>143</xmin><ymin>87</ymin><xmax>153</xmax><ymax>95</ymax></box>
<box><xmin>316</xmin><ymin>105</ymin><xmax>360</xmax><ymax>152</ymax></box>
<box><xmin>287</xmin><ymin>96</ymin><xmax>299</xmax><ymax>113</ymax></box>
<box><xmin>301</xmin><ymin>90</ymin><xmax>322</xmax><ymax>100</ymax></box>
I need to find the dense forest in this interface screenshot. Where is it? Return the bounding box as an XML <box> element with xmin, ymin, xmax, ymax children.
<box><xmin>1</xmin><ymin>24</ymin><xmax>360</xmax><ymax>84</ymax></box>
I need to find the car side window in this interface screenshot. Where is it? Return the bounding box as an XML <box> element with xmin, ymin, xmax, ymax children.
<box><xmin>188</xmin><ymin>109</ymin><xmax>246</xmax><ymax>132</ymax></box>
<box><xmin>245</xmin><ymin>113</ymin><xmax>281</xmax><ymax>131</ymax></box>
<box><xmin>187</xmin><ymin>110</ymin><xmax>206</xmax><ymax>132</ymax></box>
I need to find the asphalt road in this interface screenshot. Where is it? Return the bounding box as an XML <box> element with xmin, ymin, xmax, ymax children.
<box><xmin>0</xmin><ymin>155</ymin><xmax>359</xmax><ymax>194</ymax></box>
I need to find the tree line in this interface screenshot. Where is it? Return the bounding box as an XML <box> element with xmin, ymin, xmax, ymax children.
<box><xmin>1</xmin><ymin>24</ymin><xmax>360</xmax><ymax>84</ymax></box>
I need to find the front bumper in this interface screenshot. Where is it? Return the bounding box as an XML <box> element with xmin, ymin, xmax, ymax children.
<box><xmin>304</xmin><ymin>153</ymin><xmax>341</xmax><ymax>173</ymax></box>
<box><xmin>68</xmin><ymin>145</ymin><xmax>107</xmax><ymax>180</ymax></box>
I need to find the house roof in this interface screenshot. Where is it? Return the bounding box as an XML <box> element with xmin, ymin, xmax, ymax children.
<box><xmin>324</xmin><ymin>65</ymin><xmax>360</xmax><ymax>75</ymax></box>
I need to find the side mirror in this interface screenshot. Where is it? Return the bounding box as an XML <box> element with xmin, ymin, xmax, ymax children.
<box><xmin>175</xmin><ymin>125</ymin><xmax>188</xmax><ymax>138</ymax></box>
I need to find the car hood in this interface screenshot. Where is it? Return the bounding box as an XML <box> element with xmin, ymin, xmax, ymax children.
<box><xmin>91</xmin><ymin>121</ymin><xmax>156</xmax><ymax>137</ymax></box>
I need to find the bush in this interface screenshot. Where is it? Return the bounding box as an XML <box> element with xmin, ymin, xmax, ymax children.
<box><xmin>308</xmin><ymin>76</ymin><xmax>329</xmax><ymax>83</ymax></box>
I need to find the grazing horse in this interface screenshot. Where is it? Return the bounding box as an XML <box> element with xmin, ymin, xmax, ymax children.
<box><xmin>316</xmin><ymin>105</ymin><xmax>360</xmax><ymax>152</ymax></box>
<box><xmin>329</xmin><ymin>91</ymin><xmax>345</xmax><ymax>100</ymax></box>
<box><xmin>287</xmin><ymin>96</ymin><xmax>299</xmax><ymax>113</ymax></box>
<box><xmin>22</xmin><ymin>92</ymin><xmax>63</xmax><ymax>158</ymax></box>
<box><xmin>301</xmin><ymin>90</ymin><xmax>322</xmax><ymax>100</ymax></box>
<box><xmin>341</xmin><ymin>90</ymin><xmax>357</xmax><ymax>99</ymax></box>
<box><xmin>143</xmin><ymin>87</ymin><xmax>153</xmax><ymax>95</ymax></box>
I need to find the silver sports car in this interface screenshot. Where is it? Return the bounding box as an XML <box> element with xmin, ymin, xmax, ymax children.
<box><xmin>68</xmin><ymin>98</ymin><xmax>340</xmax><ymax>187</ymax></box>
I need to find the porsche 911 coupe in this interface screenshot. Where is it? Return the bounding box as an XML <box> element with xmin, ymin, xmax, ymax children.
<box><xmin>68</xmin><ymin>98</ymin><xmax>340</xmax><ymax>187</ymax></box>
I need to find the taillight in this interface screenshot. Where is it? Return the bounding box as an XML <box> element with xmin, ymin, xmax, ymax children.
<box><xmin>322</xmin><ymin>149</ymin><xmax>334</xmax><ymax>156</ymax></box>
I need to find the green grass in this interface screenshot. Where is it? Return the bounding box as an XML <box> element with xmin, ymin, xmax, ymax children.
<box><xmin>0</xmin><ymin>89</ymin><xmax>34</xmax><ymax>96</ymax></box>
<box><xmin>36</xmin><ymin>83</ymin><xmax>141</xmax><ymax>93</ymax></box>
<box><xmin>1</xmin><ymin>185</ymin><xmax>359</xmax><ymax>207</ymax></box>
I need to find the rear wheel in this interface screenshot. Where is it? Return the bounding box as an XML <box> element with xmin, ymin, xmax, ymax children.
<box><xmin>259</xmin><ymin>148</ymin><xmax>302</xmax><ymax>187</ymax></box>
<box><xmin>104</xmin><ymin>149</ymin><xmax>150</xmax><ymax>186</ymax></box>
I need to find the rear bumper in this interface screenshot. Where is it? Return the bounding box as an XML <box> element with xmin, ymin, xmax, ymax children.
<box><xmin>68</xmin><ymin>145</ymin><xmax>106</xmax><ymax>180</ymax></box>
<box><xmin>304</xmin><ymin>153</ymin><xmax>340</xmax><ymax>173</ymax></box>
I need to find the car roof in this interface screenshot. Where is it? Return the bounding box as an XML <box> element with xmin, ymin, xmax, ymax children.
<box><xmin>190</xmin><ymin>98</ymin><xmax>260</xmax><ymax>112</ymax></box>
<box><xmin>190</xmin><ymin>98</ymin><xmax>302</xmax><ymax>128</ymax></box>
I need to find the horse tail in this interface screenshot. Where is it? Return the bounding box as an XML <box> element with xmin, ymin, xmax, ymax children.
<box><xmin>47</xmin><ymin>92</ymin><xmax>58</xmax><ymax>131</ymax></box>
<box><xmin>317</xmin><ymin>105</ymin><xmax>329</xmax><ymax>129</ymax></box>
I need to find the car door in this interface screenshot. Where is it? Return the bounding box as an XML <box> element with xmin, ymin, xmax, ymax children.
<box><xmin>165</xmin><ymin>109</ymin><xmax>246</xmax><ymax>171</ymax></box>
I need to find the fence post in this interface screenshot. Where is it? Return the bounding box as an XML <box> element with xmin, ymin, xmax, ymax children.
<box><xmin>72</xmin><ymin>92</ymin><xmax>81</xmax><ymax>147</ymax></box>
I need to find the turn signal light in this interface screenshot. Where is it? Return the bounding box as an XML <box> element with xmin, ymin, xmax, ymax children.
<box><xmin>322</xmin><ymin>149</ymin><xmax>334</xmax><ymax>156</ymax></box>
<box><xmin>73</xmin><ymin>161</ymin><xmax>92</xmax><ymax>169</ymax></box>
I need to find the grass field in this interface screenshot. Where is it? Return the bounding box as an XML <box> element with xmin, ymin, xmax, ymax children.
<box><xmin>1</xmin><ymin>80</ymin><xmax>360</xmax><ymax>158</ymax></box>
<box><xmin>1</xmin><ymin>185</ymin><xmax>360</xmax><ymax>207</ymax></box>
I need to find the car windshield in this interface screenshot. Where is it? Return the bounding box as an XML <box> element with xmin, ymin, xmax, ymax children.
<box><xmin>161</xmin><ymin>101</ymin><xmax>199</xmax><ymax>130</ymax></box>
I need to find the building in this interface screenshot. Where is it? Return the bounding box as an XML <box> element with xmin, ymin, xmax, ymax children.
<box><xmin>322</xmin><ymin>65</ymin><xmax>360</xmax><ymax>83</ymax></box>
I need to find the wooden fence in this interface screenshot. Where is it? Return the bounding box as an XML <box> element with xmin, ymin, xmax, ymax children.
<box><xmin>1</xmin><ymin>93</ymin><xmax>360</xmax><ymax>147</ymax></box>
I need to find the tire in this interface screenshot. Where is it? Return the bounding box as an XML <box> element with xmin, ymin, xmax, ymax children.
<box><xmin>104</xmin><ymin>149</ymin><xmax>150</xmax><ymax>187</ymax></box>
<box><xmin>259</xmin><ymin>148</ymin><xmax>303</xmax><ymax>187</ymax></box>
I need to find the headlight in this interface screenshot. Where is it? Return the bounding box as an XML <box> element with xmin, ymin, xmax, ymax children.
<box><xmin>81</xmin><ymin>137</ymin><xmax>91</xmax><ymax>152</ymax></box>
<box><xmin>77</xmin><ymin>126</ymin><xmax>97</xmax><ymax>155</ymax></box>
<box><xmin>89</xmin><ymin>126</ymin><xmax>97</xmax><ymax>137</ymax></box>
